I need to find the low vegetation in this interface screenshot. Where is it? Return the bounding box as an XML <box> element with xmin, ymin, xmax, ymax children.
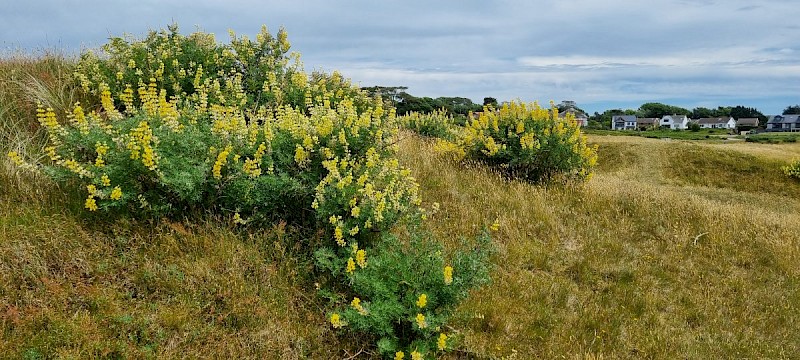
<box><xmin>586</xmin><ymin>128</ymin><xmax>735</xmax><ymax>141</ymax></box>
<box><xmin>3</xmin><ymin>26</ymin><xmax>800</xmax><ymax>359</ymax></box>
<box><xmin>746</xmin><ymin>132</ymin><xmax>800</xmax><ymax>144</ymax></box>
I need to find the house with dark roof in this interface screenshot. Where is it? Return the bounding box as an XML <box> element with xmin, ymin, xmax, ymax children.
<box><xmin>767</xmin><ymin>115</ymin><xmax>800</xmax><ymax>131</ymax></box>
<box><xmin>612</xmin><ymin>115</ymin><xmax>637</xmax><ymax>130</ymax></box>
<box><xmin>696</xmin><ymin>117</ymin><xmax>735</xmax><ymax>129</ymax></box>
<box><xmin>636</xmin><ymin>118</ymin><xmax>660</xmax><ymax>130</ymax></box>
<box><xmin>735</xmin><ymin>118</ymin><xmax>760</xmax><ymax>129</ymax></box>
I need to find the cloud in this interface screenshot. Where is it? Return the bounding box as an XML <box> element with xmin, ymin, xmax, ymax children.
<box><xmin>2</xmin><ymin>0</ymin><xmax>800</xmax><ymax>113</ymax></box>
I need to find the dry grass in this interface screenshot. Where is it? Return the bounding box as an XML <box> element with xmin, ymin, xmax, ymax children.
<box><xmin>3</xmin><ymin>55</ymin><xmax>800</xmax><ymax>358</ymax></box>
<box><xmin>398</xmin><ymin>132</ymin><xmax>800</xmax><ymax>358</ymax></box>
<box><xmin>0</xmin><ymin>175</ymin><xmax>354</xmax><ymax>358</ymax></box>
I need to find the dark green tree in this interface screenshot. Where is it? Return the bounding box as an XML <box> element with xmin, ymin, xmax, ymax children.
<box><xmin>483</xmin><ymin>97</ymin><xmax>498</xmax><ymax>109</ymax></box>
<box><xmin>361</xmin><ymin>86</ymin><xmax>408</xmax><ymax>106</ymax></box>
<box><xmin>783</xmin><ymin>105</ymin><xmax>800</xmax><ymax>115</ymax></box>
<box><xmin>691</xmin><ymin>107</ymin><xmax>715</xmax><ymax>118</ymax></box>
<box><xmin>638</xmin><ymin>102</ymin><xmax>690</xmax><ymax>118</ymax></box>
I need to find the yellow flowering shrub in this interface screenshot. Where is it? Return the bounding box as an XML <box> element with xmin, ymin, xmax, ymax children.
<box><xmin>318</xmin><ymin>230</ymin><xmax>492</xmax><ymax>357</ymax></box>
<box><xmin>399</xmin><ymin>109</ymin><xmax>455</xmax><ymax>139</ymax></box>
<box><xmin>440</xmin><ymin>100</ymin><xmax>598</xmax><ymax>183</ymax></box>
<box><xmin>9</xmin><ymin>24</ymin><xmax>494</xmax><ymax>358</ymax></box>
<box><xmin>784</xmin><ymin>159</ymin><xmax>800</xmax><ymax>180</ymax></box>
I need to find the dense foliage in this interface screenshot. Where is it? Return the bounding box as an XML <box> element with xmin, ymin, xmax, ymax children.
<box><xmin>7</xmin><ymin>25</ymin><xmax>491</xmax><ymax>358</ymax></box>
<box><xmin>436</xmin><ymin>101</ymin><xmax>597</xmax><ymax>183</ymax></box>
<box><xmin>399</xmin><ymin>109</ymin><xmax>456</xmax><ymax>140</ymax></box>
<box><xmin>785</xmin><ymin>159</ymin><xmax>800</xmax><ymax>179</ymax></box>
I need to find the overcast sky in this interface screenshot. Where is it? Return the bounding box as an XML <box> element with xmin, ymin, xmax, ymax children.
<box><xmin>2</xmin><ymin>0</ymin><xmax>799</xmax><ymax>114</ymax></box>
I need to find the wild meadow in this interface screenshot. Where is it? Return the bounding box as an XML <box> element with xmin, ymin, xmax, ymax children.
<box><xmin>2</xmin><ymin>26</ymin><xmax>800</xmax><ymax>359</ymax></box>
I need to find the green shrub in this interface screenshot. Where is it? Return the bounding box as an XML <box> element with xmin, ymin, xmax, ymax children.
<box><xmin>399</xmin><ymin>109</ymin><xmax>456</xmax><ymax>140</ymax></box>
<box><xmin>438</xmin><ymin>101</ymin><xmax>597</xmax><ymax>183</ymax></box>
<box><xmin>317</xmin><ymin>229</ymin><xmax>492</xmax><ymax>357</ymax></box>
<box><xmin>785</xmin><ymin>159</ymin><xmax>800</xmax><ymax>180</ymax></box>
<box><xmin>7</xmin><ymin>25</ymin><xmax>491</xmax><ymax>358</ymax></box>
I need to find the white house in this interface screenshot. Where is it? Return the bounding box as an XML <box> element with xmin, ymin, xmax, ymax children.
<box><xmin>612</xmin><ymin>115</ymin><xmax>637</xmax><ymax>130</ymax></box>
<box><xmin>660</xmin><ymin>115</ymin><xmax>690</xmax><ymax>130</ymax></box>
<box><xmin>697</xmin><ymin>117</ymin><xmax>736</xmax><ymax>129</ymax></box>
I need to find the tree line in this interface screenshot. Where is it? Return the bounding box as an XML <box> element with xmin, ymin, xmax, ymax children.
<box><xmin>587</xmin><ymin>103</ymin><xmax>800</xmax><ymax>129</ymax></box>
<box><xmin>360</xmin><ymin>86</ymin><xmax>800</xmax><ymax>129</ymax></box>
<box><xmin>361</xmin><ymin>86</ymin><xmax>497</xmax><ymax>118</ymax></box>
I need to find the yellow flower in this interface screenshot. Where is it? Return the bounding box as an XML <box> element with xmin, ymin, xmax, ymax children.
<box><xmin>101</xmin><ymin>174</ymin><xmax>111</xmax><ymax>187</ymax></box>
<box><xmin>7</xmin><ymin>151</ymin><xmax>24</xmax><ymax>166</ymax></box>
<box><xmin>356</xmin><ymin>249</ymin><xmax>367</xmax><ymax>268</ymax></box>
<box><xmin>490</xmin><ymin>219</ymin><xmax>500</xmax><ymax>231</ymax></box>
<box><xmin>110</xmin><ymin>186</ymin><xmax>123</xmax><ymax>200</ymax></box>
<box><xmin>346</xmin><ymin>257</ymin><xmax>356</xmax><ymax>274</ymax></box>
<box><xmin>294</xmin><ymin>144</ymin><xmax>307</xmax><ymax>165</ymax></box>
<box><xmin>437</xmin><ymin>333</ymin><xmax>448</xmax><ymax>350</ymax></box>
<box><xmin>330</xmin><ymin>313</ymin><xmax>343</xmax><ymax>328</ymax></box>
<box><xmin>213</xmin><ymin>145</ymin><xmax>232</xmax><ymax>179</ymax></box>
<box><xmin>394</xmin><ymin>351</ymin><xmax>405</xmax><ymax>360</ymax></box>
<box><xmin>334</xmin><ymin>226</ymin><xmax>345</xmax><ymax>246</ymax></box>
<box><xmin>233</xmin><ymin>212</ymin><xmax>246</xmax><ymax>225</ymax></box>
<box><xmin>416</xmin><ymin>294</ymin><xmax>427</xmax><ymax>308</ymax></box>
<box><xmin>415</xmin><ymin>313</ymin><xmax>427</xmax><ymax>329</ymax></box>
<box><xmin>85</xmin><ymin>196</ymin><xmax>98</xmax><ymax>211</ymax></box>
<box><xmin>411</xmin><ymin>350</ymin><xmax>423</xmax><ymax>360</ymax></box>
<box><xmin>348</xmin><ymin>226</ymin><xmax>359</xmax><ymax>236</ymax></box>
<box><xmin>351</xmin><ymin>206</ymin><xmax>360</xmax><ymax>217</ymax></box>
<box><xmin>351</xmin><ymin>297</ymin><xmax>368</xmax><ymax>315</ymax></box>
<box><xmin>87</xmin><ymin>184</ymin><xmax>97</xmax><ymax>195</ymax></box>
<box><xmin>443</xmin><ymin>266</ymin><xmax>453</xmax><ymax>285</ymax></box>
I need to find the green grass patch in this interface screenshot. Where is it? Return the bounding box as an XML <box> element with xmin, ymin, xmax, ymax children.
<box><xmin>586</xmin><ymin>128</ymin><xmax>733</xmax><ymax>141</ymax></box>
<box><xmin>746</xmin><ymin>132</ymin><xmax>800</xmax><ymax>144</ymax></box>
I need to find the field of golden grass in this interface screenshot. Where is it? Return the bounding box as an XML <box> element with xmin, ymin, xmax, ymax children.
<box><xmin>2</xmin><ymin>56</ymin><xmax>799</xmax><ymax>358</ymax></box>
<box><xmin>398</xmin><ymin>133</ymin><xmax>800</xmax><ymax>358</ymax></box>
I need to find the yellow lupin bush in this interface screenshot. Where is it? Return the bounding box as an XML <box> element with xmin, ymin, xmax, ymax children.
<box><xmin>6</xmin><ymin>24</ymin><xmax>495</xmax><ymax>358</ymax></box>
<box><xmin>398</xmin><ymin>109</ymin><xmax>455</xmax><ymax>139</ymax></box>
<box><xmin>440</xmin><ymin>100</ymin><xmax>597</xmax><ymax>183</ymax></box>
<box><xmin>784</xmin><ymin>159</ymin><xmax>800</xmax><ymax>179</ymax></box>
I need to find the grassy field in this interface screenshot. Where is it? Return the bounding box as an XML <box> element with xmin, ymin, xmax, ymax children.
<box><xmin>745</xmin><ymin>132</ymin><xmax>800</xmax><ymax>144</ymax></box>
<box><xmin>586</xmin><ymin>128</ymin><xmax>735</xmax><ymax>141</ymax></box>
<box><xmin>2</xmin><ymin>56</ymin><xmax>800</xmax><ymax>358</ymax></box>
<box><xmin>399</xmin><ymin>133</ymin><xmax>800</xmax><ymax>358</ymax></box>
